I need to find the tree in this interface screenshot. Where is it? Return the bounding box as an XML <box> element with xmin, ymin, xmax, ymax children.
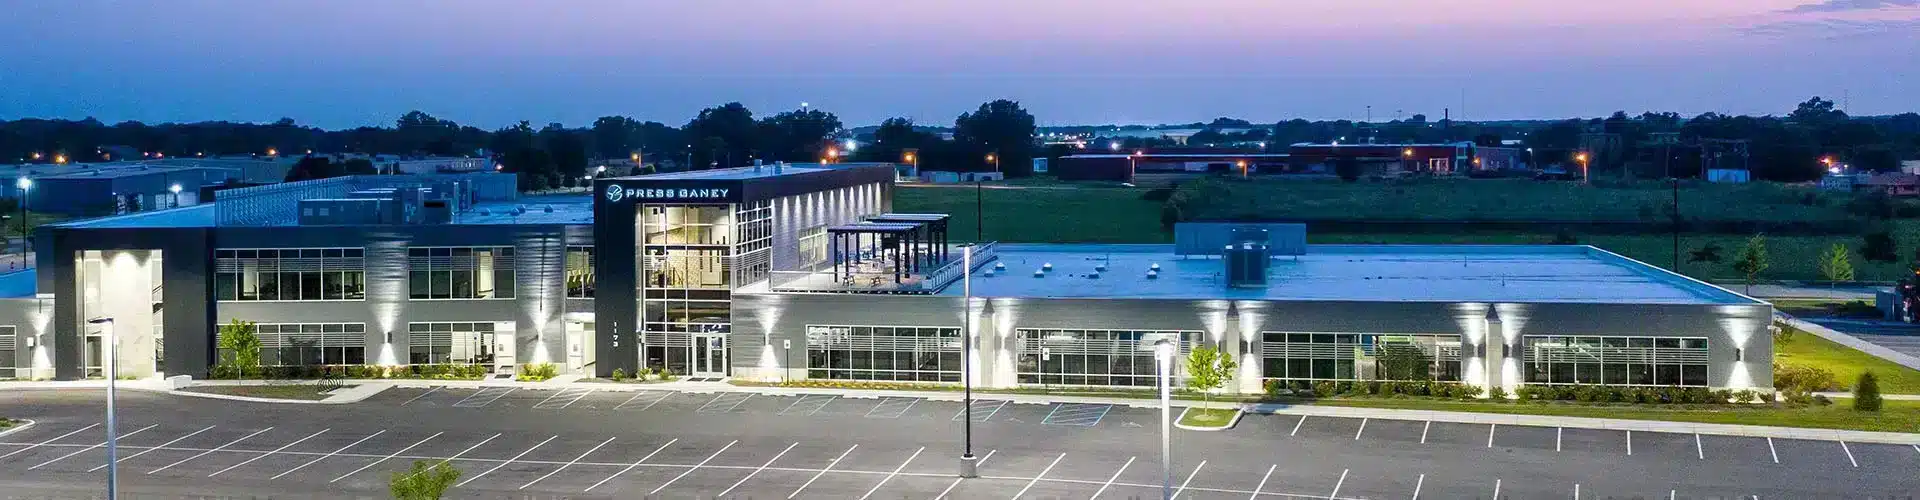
<box><xmin>1183</xmin><ymin>344</ymin><xmax>1236</xmax><ymax>409</ymax></box>
<box><xmin>953</xmin><ymin>99</ymin><xmax>1038</xmax><ymax>176</ymax></box>
<box><xmin>539</xmin><ymin>124</ymin><xmax>589</xmax><ymax>185</ymax></box>
<box><xmin>1789</xmin><ymin>96</ymin><xmax>1847</xmax><ymax>129</ymax></box>
<box><xmin>341</xmin><ymin>158</ymin><xmax>377</xmax><ymax>176</ymax></box>
<box><xmin>1732</xmin><ymin>234</ymin><xmax>1771</xmax><ymax>294</ymax></box>
<box><xmin>590</xmin><ymin>115</ymin><xmax>642</xmax><ymax>159</ymax></box>
<box><xmin>390</xmin><ymin>460</ymin><xmax>461</xmax><ymax>500</ymax></box>
<box><xmin>285</xmin><ymin>156</ymin><xmax>346</xmax><ymax>182</ymax></box>
<box><xmin>757</xmin><ymin>108</ymin><xmax>843</xmax><ymax>162</ymax></box>
<box><xmin>1861</xmin><ymin>230</ymin><xmax>1898</xmax><ymax>262</ymax></box>
<box><xmin>216</xmin><ymin>320</ymin><xmax>261</xmax><ymax>379</ymax></box>
<box><xmin>1853</xmin><ymin>371</ymin><xmax>1882</xmax><ymax>412</ymax></box>
<box><xmin>1376</xmin><ymin>343</ymin><xmax>1434</xmax><ymax>381</ymax></box>
<box><xmin>1689</xmin><ymin>243</ymin><xmax>1724</xmax><ymax>264</ymax></box>
<box><xmin>1851</xmin><ymin>145</ymin><xmax>1901</xmax><ymax>173</ymax></box>
<box><xmin>1819</xmin><ymin>243</ymin><xmax>1855</xmax><ymax>289</ymax></box>
<box><xmin>684</xmin><ymin>102</ymin><xmax>758</xmax><ymax>169</ymax></box>
<box><xmin>1332</xmin><ymin>156</ymin><xmax>1362</xmax><ymax>182</ymax></box>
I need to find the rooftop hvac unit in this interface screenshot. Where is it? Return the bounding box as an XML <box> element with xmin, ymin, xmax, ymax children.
<box><xmin>1225</xmin><ymin>227</ymin><xmax>1271</xmax><ymax>288</ymax></box>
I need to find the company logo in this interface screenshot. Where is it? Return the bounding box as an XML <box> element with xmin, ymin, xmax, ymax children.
<box><xmin>605</xmin><ymin>184</ymin><xmax>626</xmax><ymax>202</ymax></box>
<box><xmin>602</xmin><ymin>185</ymin><xmax>732</xmax><ymax>203</ymax></box>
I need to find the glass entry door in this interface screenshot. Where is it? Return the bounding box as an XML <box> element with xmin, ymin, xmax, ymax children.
<box><xmin>693</xmin><ymin>334</ymin><xmax>727</xmax><ymax>378</ymax></box>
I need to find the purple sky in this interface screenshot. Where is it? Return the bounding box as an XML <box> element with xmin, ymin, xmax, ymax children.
<box><xmin>2</xmin><ymin>0</ymin><xmax>1915</xmax><ymax>129</ymax></box>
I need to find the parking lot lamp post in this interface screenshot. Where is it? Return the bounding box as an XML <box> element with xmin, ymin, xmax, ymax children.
<box><xmin>88</xmin><ymin>317</ymin><xmax>118</xmax><ymax>500</ymax></box>
<box><xmin>959</xmin><ymin>245</ymin><xmax>979</xmax><ymax>478</ymax></box>
<box><xmin>16</xmin><ymin>177</ymin><xmax>30</xmax><ymax>250</ymax></box>
<box><xmin>1155</xmin><ymin>339</ymin><xmax>1175</xmax><ymax>500</ymax></box>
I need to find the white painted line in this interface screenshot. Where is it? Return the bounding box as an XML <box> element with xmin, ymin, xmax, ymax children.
<box><xmin>1043</xmin><ymin>403</ymin><xmax>1113</xmax><ymax>426</ymax></box>
<box><xmin>0</xmin><ymin>423</ymin><xmax>100</xmax><ymax>461</ymax></box>
<box><xmin>150</xmin><ymin>427</ymin><xmax>274</xmax><ymax>475</ymax></box>
<box><xmin>1420</xmin><ymin>421</ymin><xmax>1431</xmax><ymax>444</ymax></box>
<box><xmin>933</xmin><ymin>449</ymin><xmax>993</xmax><ymax>500</ymax></box>
<box><xmin>1626</xmin><ymin>431</ymin><xmax>1633</xmax><ymax>456</ymax></box>
<box><xmin>796</xmin><ymin>444</ymin><xmax>860</xmax><ymax>499</ymax></box>
<box><xmin>1840</xmin><ymin>441</ymin><xmax>1858</xmax><ymax>468</ymax></box>
<box><xmin>271</xmin><ymin>429</ymin><xmax>385</xmax><ymax>479</ymax></box>
<box><xmin>859</xmin><ymin>446</ymin><xmax>923</xmax><ymax>500</ymax></box>
<box><xmin>459</xmin><ymin>435</ymin><xmax>556</xmax><ymax>487</ymax></box>
<box><xmin>534</xmin><ymin>388</ymin><xmax>594</xmax><ymax>409</ymax></box>
<box><xmin>1171</xmin><ymin>460</ymin><xmax>1206</xmax><ymax>500</ymax></box>
<box><xmin>520</xmin><ymin>437</ymin><xmax>616</xmax><ymax>490</ymax></box>
<box><xmin>208</xmin><ymin>428</ymin><xmax>328</xmax><ymax>477</ymax></box>
<box><xmin>1556</xmin><ymin>427</ymin><xmax>1563</xmax><ymax>452</ymax></box>
<box><xmin>400</xmin><ymin>386</ymin><xmax>441</xmax><ymax>406</ymax></box>
<box><xmin>328</xmin><ymin>431</ymin><xmax>441</xmax><ymax>483</ymax></box>
<box><xmin>1009</xmin><ymin>452</ymin><xmax>1065</xmax><ymax>500</ymax></box>
<box><xmin>614</xmin><ymin>391</ymin><xmax>670</xmax><ymax>411</ymax></box>
<box><xmin>1493</xmin><ymin>478</ymin><xmax>1502</xmax><ymax>500</ymax></box>
<box><xmin>780</xmin><ymin>394</ymin><xmax>837</xmax><ymax>416</ymax></box>
<box><xmin>451</xmin><ymin>387</ymin><xmax>513</xmax><ymax>407</ymax></box>
<box><xmin>698</xmin><ymin>393</ymin><xmax>754</xmax><ymax>414</ymax></box>
<box><xmin>1354</xmin><ymin>418</ymin><xmax>1368</xmax><ymax>440</ymax></box>
<box><xmin>1695</xmin><ymin>434</ymin><xmax>1705</xmax><ymax>460</ymax></box>
<box><xmin>1487</xmin><ymin>424</ymin><xmax>1497</xmax><ymax>448</ymax></box>
<box><xmin>418</xmin><ymin>433</ymin><xmax>500</xmax><ymax>476</ymax></box>
<box><xmin>1669</xmin><ymin>490</ymin><xmax>1676</xmax><ymax>500</ymax></box>
<box><xmin>1291</xmin><ymin>415</ymin><xmax>1307</xmax><ymax>436</ymax></box>
<box><xmin>1091</xmin><ymin>455</ymin><xmax>1137</xmax><ymax>500</ymax></box>
<box><xmin>866</xmin><ymin>397</ymin><xmax>919</xmax><ymax>419</ymax></box>
<box><xmin>101</xmin><ymin>426</ymin><xmax>213</xmax><ymax>472</ymax></box>
<box><xmin>1575</xmin><ymin>483</ymin><xmax>1581</xmax><ymax>499</ymax></box>
<box><xmin>715</xmin><ymin>441</ymin><xmax>795</xmax><ymax>497</ymax></box>
<box><xmin>586</xmin><ymin>438</ymin><xmax>677</xmax><ymax>493</ymax></box>
<box><xmin>1327</xmin><ymin>468</ymin><xmax>1349</xmax><ymax>500</ymax></box>
<box><xmin>1767</xmin><ymin>437</ymin><xmax>1779</xmax><ymax>464</ymax></box>
<box><xmin>29</xmin><ymin>424</ymin><xmax>157</xmax><ymax>470</ymax></box>
<box><xmin>649</xmin><ymin>440</ymin><xmax>738</xmax><ymax>495</ymax></box>
<box><xmin>1411</xmin><ymin>473</ymin><xmax>1425</xmax><ymax>500</ymax></box>
<box><xmin>1246</xmin><ymin>463</ymin><xmax>1273</xmax><ymax>500</ymax></box>
<box><xmin>1913</xmin><ymin>444</ymin><xmax>1919</xmax><ymax>456</ymax></box>
<box><xmin>954</xmin><ymin>399</ymin><xmax>1010</xmax><ymax>422</ymax></box>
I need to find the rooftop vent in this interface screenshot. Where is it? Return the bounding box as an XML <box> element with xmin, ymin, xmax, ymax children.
<box><xmin>1146</xmin><ymin>270</ymin><xmax>1159</xmax><ymax>279</ymax></box>
<box><xmin>1225</xmin><ymin>227</ymin><xmax>1271</xmax><ymax>288</ymax></box>
<box><xmin>1042</xmin><ymin>263</ymin><xmax>1053</xmax><ymax>272</ymax></box>
<box><xmin>994</xmin><ymin>262</ymin><xmax>1006</xmax><ymax>272</ymax></box>
<box><xmin>1033</xmin><ymin>270</ymin><xmax>1045</xmax><ymax>278</ymax></box>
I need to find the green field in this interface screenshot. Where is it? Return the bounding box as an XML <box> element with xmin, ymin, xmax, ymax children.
<box><xmin>1776</xmin><ymin>327</ymin><xmax>1920</xmax><ymax>394</ymax></box>
<box><xmin>178</xmin><ymin>384</ymin><xmax>344</xmax><ymax>401</ymax></box>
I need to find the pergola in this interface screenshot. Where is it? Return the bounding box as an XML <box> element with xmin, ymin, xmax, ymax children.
<box><xmin>866</xmin><ymin>213</ymin><xmax>952</xmax><ymax>266</ymax></box>
<box><xmin>828</xmin><ymin>222</ymin><xmax>930</xmax><ymax>285</ymax></box>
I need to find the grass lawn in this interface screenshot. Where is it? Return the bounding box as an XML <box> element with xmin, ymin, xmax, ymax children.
<box><xmin>0</xmin><ymin>417</ymin><xmax>17</xmax><ymax>429</ymax></box>
<box><xmin>1775</xmin><ymin>328</ymin><xmax>1920</xmax><ymax>394</ymax></box>
<box><xmin>1177</xmin><ymin>407</ymin><xmax>1240</xmax><ymax>428</ymax></box>
<box><xmin>178</xmin><ymin>384</ymin><xmax>347</xmax><ymax>401</ymax></box>
<box><xmin>894</xmin><ymin>183</ymin><xmax>1167</xmax><ymax>243</ymax></box>
<box><xmin>1304</xmin><ymin>398</ymin><xmax>1920</xmax><ymax>434</ymax></box>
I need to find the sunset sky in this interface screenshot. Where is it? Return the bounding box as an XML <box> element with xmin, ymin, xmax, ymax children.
<box><xmin>2</xmin><ymin>0</ymin><xmax>1914</xmax><ymax>128</ymax></box>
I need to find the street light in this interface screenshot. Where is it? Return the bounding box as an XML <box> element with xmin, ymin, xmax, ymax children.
<box><xmin>985</xmin><ymin>153</ymin><xmax>999</xmax><ymax>173</ymax></box>
<box><xmin>87</xmin><ymin>317</ymin><xmax>119</xmax><ymax>500</ymax></box>
<box><xmin>53</xmin><ymin>154</ymin><xmax>67</xmax><ymax>165</ymax></box>
<box><xmin>958</xmin><ymin>245</ymin><xmax>979</xmax><ymax>478</ymax></box>
<box><xmin>1575</xmin><ymin>152</ymin><xmax>1591</xmax><ymax>183</ymax></box>
<box><xmin>15</xmin><ymin>177</ymin><xmax>30</xmax><ymax>249</ymax></box>
<box><xmin>266</xmin><ymin>147</ymin><xmax>278</xmax><ymax>157</ymax></box>
<box><xmin>1154</xmin><ymin>339</ymin><xmax>1175</xmax><ymax>500</ymax></box>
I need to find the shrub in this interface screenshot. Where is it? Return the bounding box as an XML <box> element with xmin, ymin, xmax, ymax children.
<box><xmin>1311</xmin><ymin>381</ymin><xmax>1336</xmax><ymax>397</ymax></box>
<box><xmin>1773</xmin><ymin>363</ymin><xmax>1838</xmax><ymax>394</ymax></box>
<box><xmin>1853</xmin><ymin>371</ymin><xmax>1883</xmax><ymax>412</ymax></box>
<box><xmin>1486</xmin><ymin>386</ymin><xmax>1508</xmax><ymax>400</ymax></box>
<box><xmin>1758</xmin><ymin>391</ymin><xmax>1777</xmax><ymax>403</ymax></box>
<box><xmin>1733</xmin><ymin>389</ymin><xmax>1757</xmax><ymax>404</ymax></box>
<box><xmin>516</xmin><ymin>363</ymin><xmax>558</xmax><ymax>382</ymax></box>
<box><xmin>611</xmin><ymin>368</ymin><xmax>629</xmax><ymax>382</ymax></box>
<box><xmin>1813</xmin><ymin>394</ymin><xmax>1833</xmax><ymax>406</ymax></box>
<box><xmin>390</xmin><ymin>460</ymin><xmax>460</xmax><ymax>500</ymax></box>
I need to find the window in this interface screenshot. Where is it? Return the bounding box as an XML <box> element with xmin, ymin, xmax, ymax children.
<box><xmin>806</xmin><ymin>325</ymin><xmax>962</xmax><ymax>382</ymax></box>
<box><xmin>566</xmin><ymin>246</ymin><xmax>594</xmax><ymax>298</ymax></box>
<box><xmin>1014</xmin><ymin>329</ymin><xmax>1200</xmax><ymax>387</ymax></box>
<box><xmin>1523</xmin><ymin>335</ymin><xmax>1710</xmax><ymax>387</ymax></box>
<box><xmin>215</xmin><ymin>248</ymin><xmax>365</xmax><ymax>301</ymax></box>
<box><xmin>216</xmin><ymin>323</ymin><xmax>365</xmax><ymax>366</ymax></box>
<box><xmin>797</xmin><ymin>226</ymin><xmax>828</xmax><ymax>268</ymax></box>
<box><xmin>1260</xmin><ymin>332</ymin><xmax>1463</xmax><ymax>383</ymax></box>
<box><xmin>0</xmin><ymin>325</ymin><xmax>16</xmax><ymax>378</ymax></box>
<box><xmin>407</xmin><ymin>322</ymin><xmax>497</xmax><ymax>365</ymax></box>
<box><xmin>408</xmin><ymin>247</ymin><xmax>516</xmax><ymax>299</ymax></box>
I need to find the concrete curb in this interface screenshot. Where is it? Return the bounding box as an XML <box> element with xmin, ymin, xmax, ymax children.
<box><xmin>1789</xmin><ymin>318</ymin><xmax>1920</xmax><ymax>372</ymax></box>
<box><xmin>1172</xmin><ymin>407</ymin><xmax>1242</xmax><ymax>432</ymax></box>
<box><xmin>1242</xmin><ymin>403</ymin><xmax>1920</xmax><ymax>446</ymax></box>
<box><xmin>0</xmin><ymin>419</ymin><xmax>36</xmax><ymax>440</ymax></box>
<box><xmin>153</xmin><ymin>383</ymin><xmax>392</xmax><ymax>405</ymax></box>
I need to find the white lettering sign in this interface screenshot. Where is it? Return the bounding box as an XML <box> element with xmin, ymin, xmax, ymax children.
<box><xmin>605</xmin><ymin>185</ymin><xmax>731</xmax><ymax>202</ymax></box>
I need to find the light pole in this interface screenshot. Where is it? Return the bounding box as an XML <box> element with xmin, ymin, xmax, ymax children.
<box><xmin>168</xmin><ymin>183</ymin><xmax>182</xmax><ymax>209</ymax></box>
<box><xmin>958</xmin><ymin>245</ymin><xmax>978</xmax><ymax>478</ymax></box>
<box><xmin>1154</xmin><ymin>339</ymin><xmax>1175</xmax><ymax>500</ymax></box>
<box><xmin>985</xmin><ymin>152</ymin><xmax>999</xmax><ymax>174</ymax></box>
<box><xmin>16</xmin><ymin>177</ymin><xmax>31</xmax><ymax>252</ymax></box>
<box><xmin>1575</xmin><ymin>152</ymin><xmax>1590</xmax><ymax>183</ymax></box>
<box><xmin>87</xmin><ymin>317</ymin><xmax>119</xmax><ymax>500</ymax></box>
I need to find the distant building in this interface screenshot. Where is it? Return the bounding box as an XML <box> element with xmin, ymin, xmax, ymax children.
<box><xmin>0</xmin><ymin>162</ymin><xmax>239</xmax><ymax>215</ymax></box>
<box><xmin>1858</xmin><ymin>172</ymin><xmax>1920</xmax><ymax>197</ymax></box>
<box><xmin>1705</xmin><ymin>169</ymin><xmax>1751</xmax><ymax>184</ymax></box>
<box><xmin>1053</xmin><ymin>148</ymin><xmax>1287</xmax><ymax>182</ymax></box>
<box><xmin>1903</xmin><ymin>160</ymin><xmax>1920</xmax><ymax>175</ymax></box>
<box><xmin>1820</xmin><ymin>173</ymin><xmax>1862</xmax><ymax>192</ymax></box>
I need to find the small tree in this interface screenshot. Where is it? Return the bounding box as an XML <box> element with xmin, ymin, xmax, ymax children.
<box><xmin>216</xmin><ymin>320</ymin><xmax>262</xmax><ymax>379</ymax></box>
<box><xmin>1184</xmin><ymin>344</ymin><xmax>1236</xmax><ymax>409</ymax></box>
<box><xmin>1818</xmin><ymin>243</ymin><xmax>1855</xmax><ymax>289</ymax></box>
<box><xmin>1688</xmin><ymin>242</ymin><xmax>1724</xmax><ymax>264</ymax></box>
<box><xmin>1732</xmin><ymin>234</ymin><xmax>1770</xmax><ymax>294</ymax></box>
<box><xmin>1853</xmin><ymin>371</ymin><xmax>1883</xmax><ymax>412</ymax></box>
<box><xmin>1860</xmin><ymin>230</ymin><xmax>1898</xmax><ymax>263</ymax></box>
<box><xmin>1332</xmin><ymin>156</ymin><xmax>1363</xmax><ymax>182</ymax></box>
<box><xmin>390</xmin><ymin>460</ymin><xmax>461</xmax><ymax>500</ymax></box>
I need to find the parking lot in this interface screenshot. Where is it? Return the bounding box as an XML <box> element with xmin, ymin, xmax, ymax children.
<box><xmin>2</xmin><ymin>387</ymin><xmax>1917</xmax><ymax>498</ymax></box>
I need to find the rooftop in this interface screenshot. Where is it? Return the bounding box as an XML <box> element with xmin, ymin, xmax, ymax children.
<box><xmin>0</xmin><ymin>270</ymin><xmax>36</xmax><ymax>299</ymax></box>
<box><xmin>620</xmin><ymin>163</ymin><xmax>840</xmax><ymax>181</ymax></box>
<box><xmin>452</xmin><ymin>195</ymin><xmax>594</xmax><ymax>225</ymax></box>
<box><xmin>934</xmin><ymin>244</ymin><xmax>1757</xmax><ymax>305</ymax></box>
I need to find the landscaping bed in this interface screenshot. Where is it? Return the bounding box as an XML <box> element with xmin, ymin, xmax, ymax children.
<box><xmin>0</xmin><ymin>418</ymin><xmax>18</xmax><ymax>429</ymax></box>
<box><xmin>177</xmin><ymin>384</ymin><xmax>349</xmax><ymax>401</ymax></box>
<box><xmin>1176</xmin><ymin>407</ymin><xmax>1241</xmax><ymax>430</ymax></box>
<box><xmin>1775</xmin><ymin>326</ymin><xmax>1920</xmax><ymax>394</ymax></box>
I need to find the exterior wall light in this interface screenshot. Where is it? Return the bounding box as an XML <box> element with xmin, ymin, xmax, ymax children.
<box><xmin>1733</xmin><ymin>347</ymin><xmax>1744</xmax><ymax>362</ymax></box>
<box><xmin>384</xmin><ymin>331</ymin><xmax>393</xmax><ymax>344</ymax></box>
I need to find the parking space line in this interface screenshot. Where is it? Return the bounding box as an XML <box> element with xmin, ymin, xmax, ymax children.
<box><xmin>585</xmin><ymin>438</ymin><xmax>677</xmax><ymax>493</ymax></box>
<box><xmin>1291</xmin><ymin>415</ymin><xmax>1307</xmax><ymax>436</ymax></box>
<box><xmin>1492</xmin><ymin>478</ymin><xmax>1502</xmax><ymax>499</ymax></box>
<box><xmin>1354</xmin><ymin>418</ymin><xmax>1368</xmax><ymax>440</ymax></box>
<box><xmin>1090</xmin><ymin>455</ymin><xmax>1136</xmax><ymax>500</ymax></box>
<box><xmin>953</xmin><ymin>399</ymin><xmax>1009</xmax><ymax>422</ymax></box>
<box><xmin>100</xmin><ymin>426</ymin><xmax>214</xmax><ymax>472</ymax></box>
<box><xmin>933</xmin><ymin>449</ymin><xmax>995</xmax><ymax>500</ymax></box>
<box><xmin>614</xmin><ymin>391</ymin><xmax>670</xmax><ymax>411</ymax></box>
<box><xmin>1009</xmin><ymin>452</ymin><xmax>1065</xmax><ymax>500</ymax></box>
<box><xmin>1248</xmin><ymin>463</ymin><xmax>1275</xmax><ymax>500</ymax></box>
<box><xmin>858</xmin><ymin>445</ymin><xmax>923</xmax><ymax>500</ymax></box>
<box><xmin>1486</xmin><ymin>424</ymin><xmax>1497</xmax><ymax>448</ymax></box>
<box><xmin>453</xmin><ymin>387</ymin><xmax>514</xmax><ymax>408</ymax></box>
<box><xmin>780</xmin><ymin>394</ymin><xmax>839</xmax><ymax>416</ymax></box>
<box><xmin>520</xmin><ymin>437</ymin><xmax>615</xmax><ymax>490</ymax></box>
<box><xmin>458</xmin><ymin>435</ymin><xmax>555</xmax><ymax>487</ymax></box>
<box><xmin>865</xmin><ymin>397</ymin><xmax>919</xmax><ymax>419</ymax></box>
<box><xmin>793</xmin><ymin>444</ymin><xmax>858</xmax><ymax>499</ymax></box>
<box><xmin>29</xmin><ymin>424</ymin><xmax>156</xmax><ymax>470</ymax></box>
<box><xmin>1042</xmin><ymin>403</ymin><xmax>1111</xmax><ymax>427</ymax></box>
<box><xmin>420</xmin><ymin>433</ymin><xmax>500</xmax><ymax>474</ymax></box>
<box><xmin>1556</xmin><ymin>428</ymin><xmax>1562</xmax><ymax>452</ymax></box>
<box><xmin>150</xmin><ymin>427</ymin><xmax>274</xmax><ymax>475</ymax></box>
<box><xmin>1412</xmin><ymin>473</ymin><xmax>1425</xmax><ymax>500</ymax></box>
<box><xmin>715</xmin><ymin>442</ymin><xmax>795</xmax><ymax>497</ymax></box>
<box><xmin>208</xmin><ymin>428</ymin><xmax>328</xmax><ymax>477</ymax></box>
<box><xmin>1767</xmin><ymin>437</ymin><xmax>1779</xmax><ymax>464</ymax></box>
<box><xmin>271</xmin><ymin>429</ymin><xmax>385</xmax><ymax>480</ymax></box>
<box><xmin>649</xmin><ymin>440</ymin><xmax>737</xmax><ymax>495</ymax></box>
<box><xmin>400</xmin><ymin>386</ymin><xmax>441</xmax><ymax>406</ymax></box>
<box><xmin>1420</xmin><ymin>421</ymin><xmax>1430</xmax><ymax>444</ymax></box>
<box><xmin>0</xmin><ymin>423</ymin><xmax>99</xmax><ymax>461</ymax></box>
<box><xmin>698</xmin><ymin>393</ymin><xmax>754</xmax><ymax>414</ymax></box>
<box><xmin>1695</xmin><ymin>434</ymin><xmax>1705</xmax><ymax>460</ymax></box>
<box><xmin>1328</xmin><ymin>468</ymin><xmax>1349</xmax><ymax>500</ymax></box>
<box><xmin>329</xmin><ymin>431</ymin><xmax>441</xmax><ymax>483</ymax></box>
<box><xmin>534</xmin><ymin>388</ymin><xmax>594</xmax><ymax>410</ymax></box>
<box><xmin>1627</xmin><ymin>431</ymin><xmax>1633</xmax><ymax>456</ymax></box>
<box><xmin>1840</xmin><ymin>441</ymin><xmax>1858</xmax><ymax>468</ymax></box>
<box><xmin>1575</xmin><ymin>483</ymin><xmax>1581</xmax><ymax>499</ymax></box>
<box><xmin>1171</xmin><ymin>460</ymin><xmax>1206</xmax><ymax>500</ymax></box>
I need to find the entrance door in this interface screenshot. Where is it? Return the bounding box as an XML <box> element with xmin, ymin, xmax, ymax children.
<box><xmin>493</xmin><ymin>331</ymin><xmax>516</xmax><ymax>375</ymax></box>
<box><xmin>693</xmin><ymin>334</ymin><xmax>727</xmax><ymax>378</ymax></box>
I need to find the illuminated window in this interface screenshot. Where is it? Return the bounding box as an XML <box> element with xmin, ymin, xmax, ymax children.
<box><xmin>215</xmin><ymin>248</ymin><xmax>365</xmax><ymax>301</ymax></box>
<box><xmin>1259</xmin><ymin>332</ymin><xmax>1462</xmax><ymax>383</ymax></box>
<box><xmin>1522</xmin><ymin>335</ymin><xmax>1709</xmax><ymax>387</ymax></box>
<box><xmin>1015</xmin><ymin>329</ymin><xmax>1200</xmax><ymax>387</ymax></box>
<box><xmin>806</xmin><ymin>325</ymin><xmax>962</xmax><ymax>382</ymax></box>
<box><xmin>407</xmin><ymin>247</ymin><xmax>516</xmax><ymax>300</ymax></box>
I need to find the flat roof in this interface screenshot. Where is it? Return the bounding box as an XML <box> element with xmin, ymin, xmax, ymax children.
<box><xmin>618</xmin><ymin>164</ymin><xmax>839</xmax><ymax>181</ymax></box>
<box><xmin>936</xmin><ymin>244</ymin><xmax>1758</xmax><ymax>305</ymax></box>
<box><xmin>57</xmin><ymin>204</ymin><xmax>217</xmax><ymax>228</ymax></box>
<box><xmin>0</xmin><ymin>269</ymin><xmax>36</xmax><ymax>298</ymax></box>
<box><xmin>453</xmin><ymin>195</ymin><xmax>593</xmax><ymax>225</ymax></box>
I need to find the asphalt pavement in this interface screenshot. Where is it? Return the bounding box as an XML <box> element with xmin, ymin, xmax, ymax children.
<box><xmin>2</xmin><ymin>387</ymin><xmax>1916</xmax><ymax>499</ymax></box>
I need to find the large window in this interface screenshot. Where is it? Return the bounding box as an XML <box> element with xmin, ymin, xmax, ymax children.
<box><xmin>1523</xmin><ymin>336</ymin><xmax>1710</xmax><ymax>387</ymax></box>
<box><xmin>796</xmin><ymin>226</ymin><xmax>828</xmax><ymax>268</ymax></box>
<box><xmin>216</xmin><ymin>323</ymin><xmax>365</xmax><ymax>366</ymax></box>
<box><xmin>806</xmin><ymin>325</ymin><xmax>961</xmax><ymax>382</ymax></box>
<box><xmin>408</xmin><ymin>247</ymin><xmax>516</xmax><ymax>299</ymax></box>
<box><xmin>1016</xmin><ymin>329</ymin><xmax>1200</xmax><ymax>387</ymax></box>
<box><xmin>1260</xmin><ymin>333</ymin><xmax>1463</xmax><ymax>383</ymax></box>
<box><xmin>407</xmin><ymin>322</ymin><xmax>497</xmax><ymax>365</ymax></box>
<box><xmin>215</xmin><ymin>248</ymin><xmax>366</xmax><ymax>301</ymax></box>
<box><xmin>0</xmin><ymin>326</ymin><xmax>16</xmax><ymax>378</ymax></box>
<box><xmin>566</xmin><ymin>246</ymin><xmax>594</xmax><ymax>298</ymax></box>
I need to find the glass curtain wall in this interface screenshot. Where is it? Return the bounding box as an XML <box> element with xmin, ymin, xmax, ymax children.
<box><xmin>805</xmin><ymin>325</ymin><xmax>962</xmax><ymax>382</ymax></box>
<box><xmin>1523</xmin><ymin>335</ymin><xmax>1710</xmax><ymax>387</ymax></box>
<box><xmin>1015</xmin><ymin>329</ymin><xmax>1200</xmax><ymax>387</ymax></box>
<box><xmin>1260</xmin><ymin>333</ymin><xmax>1463</xmax><ymax>383</ymax></box>
<box><xmin>642</xmin><ymin>204</ymin><xmax>734</xmax><ymax>375</ymax></box>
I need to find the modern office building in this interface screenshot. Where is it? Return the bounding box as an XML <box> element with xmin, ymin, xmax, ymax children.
<box><xmin>0</xmin><ymin>163</ymin><xmax>1774</xmax><ymax>396</ymax></box>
